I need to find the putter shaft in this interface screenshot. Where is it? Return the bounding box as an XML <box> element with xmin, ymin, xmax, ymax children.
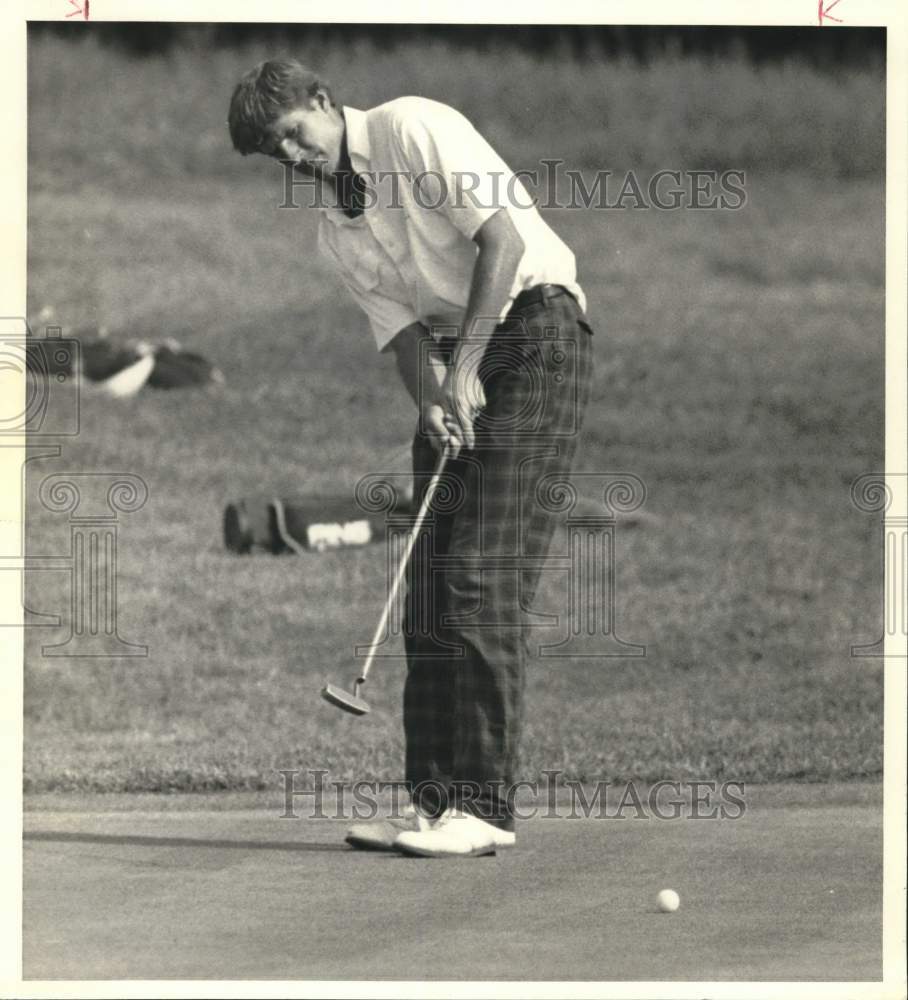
<box><xmin>322</xmin><ymin>442</ymin><xmax>452</xmax><ymax>714</ymax></box>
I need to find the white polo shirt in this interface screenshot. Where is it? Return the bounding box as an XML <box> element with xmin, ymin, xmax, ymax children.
<box><xmin>316</xmin><ymin>97</ymin><xmax>586</xmax><ymax>352</ymax></box>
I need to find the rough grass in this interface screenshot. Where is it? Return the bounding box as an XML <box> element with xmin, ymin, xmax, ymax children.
<box><xmin>27</xmin><ymin>31</ymin><xmax>884</xmax><ymax>183</ymax></box>
<box><xmin>23</xmin><ymin>37</ymin><xmax>885</xmax><ymax>793</ymax></box>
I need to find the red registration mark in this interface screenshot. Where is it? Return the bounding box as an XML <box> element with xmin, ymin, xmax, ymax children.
<box><xmin>818</xmin><ymin>0</ymin><xmax>844</xmax><ymax>24</ymax></box>
<box><xmin>65</xmin><ymin>0</ymin><xmax>89</xmax><ymax>18</ymax></box>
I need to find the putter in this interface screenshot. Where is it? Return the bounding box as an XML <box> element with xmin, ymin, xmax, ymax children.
<box><xmin>322</xmin><ymin>441</ymin><xmax>452</xmax><ymax>716</ymax></box>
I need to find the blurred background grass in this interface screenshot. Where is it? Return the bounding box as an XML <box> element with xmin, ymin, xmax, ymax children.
<box><xmin>24</xmin><ymin>26</ymin><xmax>884</xmax><ymax>792</ymax></box>
<box><xmin>28</xmin><ymin>25</ymin><xmax>884</xmax><ymax>187</ymax></box>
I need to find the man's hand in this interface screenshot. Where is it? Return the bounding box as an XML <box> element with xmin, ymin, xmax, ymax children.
<box><xmin>434</xmin><ymin>208</ymin><xmax>523</xmax><ymax>456</ymax></box>
<box><xmin>436</xmin><ymin>360</ymin><xmax>486</xmax><ymax>457</ymax></box>
<box><xmin>420</xmin><ymin>400</ymin><xmax>451</xmax><ymax>453</ymax></box>
<box><xmin>389</xmin><ymin>321</ymin><xmax>486</xmax><ymax>458</ymax></box>
<box><xmin>420</xmin><ymin>367</ymin><xmax>486</xmax><ymax>457</ymax></box>
<box><xmin>386</xmin><ymin>208</ymin><xmax>522</xmax><ymax>457</ymax></box>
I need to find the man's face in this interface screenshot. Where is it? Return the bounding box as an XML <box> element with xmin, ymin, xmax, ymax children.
<box><xmin>259</xmin><ymin>94</ymin><xmax>344</xmax><ymax>176</ymax></box>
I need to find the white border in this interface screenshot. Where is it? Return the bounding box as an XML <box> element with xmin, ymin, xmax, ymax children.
<box><xmin>2</xmin><ymin>3</ymin><xmax>906</xmax><ymax>998</ymax></box>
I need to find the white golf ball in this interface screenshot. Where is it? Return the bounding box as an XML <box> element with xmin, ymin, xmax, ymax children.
<box><xmin>657</xmin><ymin>889</ymin><xmax>680</xmax><ymax>912</ymax></box>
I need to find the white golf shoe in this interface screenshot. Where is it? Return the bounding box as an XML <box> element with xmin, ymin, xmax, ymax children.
<box><xmin>393</xmin><ymin>809</ymin><xmax>516</xmax><ymax>858</ymax></box>
<box><xmin>345</xmin><ymin>805</ymin><xmax>433</xmax><ymax>851</ymax></box>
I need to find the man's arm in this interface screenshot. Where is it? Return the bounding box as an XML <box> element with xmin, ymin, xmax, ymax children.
<box><xmin>459</xmin><ymin>207</ymin><xmax>525</xmax><ymax>355</ymax></box>
<box><xmin>385</xmin><ymin>209</ymin><xmax>524</xmax><ymax>456</ymax></box>
<box><xmin>384</xmin><ymin>321</ymin><xmax>451</xmax><ymax>446</ymax></box>
<box><xmin>384</xmin><ymin>321</ymin><xmax>443</xmax><ymax>407</ymax></box>
<box><xmin>444</xmin><ymin>208</ymin><xmax>525</xmax><ymax>453</ymax></box>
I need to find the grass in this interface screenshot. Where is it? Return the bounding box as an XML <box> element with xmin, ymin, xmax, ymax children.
<box><xmin>27</xmin><ymin>30</ymin><xmax>884</xmax><ymax>182</ymax></box>
<box><xmin>23</xmin><ymin>36</ymin><xmax>885</xmax><ymax>793</ymax></box>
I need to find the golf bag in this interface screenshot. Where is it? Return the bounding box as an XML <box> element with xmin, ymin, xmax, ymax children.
<box><xmin>223</xmin><ymin>492</ymin><xmax>413</xmax><ymax>555</ymax></box>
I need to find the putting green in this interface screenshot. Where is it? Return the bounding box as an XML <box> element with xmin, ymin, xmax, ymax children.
<box><xmin>23</xmin><ymin>784</ymin><xmax>881</xmax><ymax>981</ymax></box>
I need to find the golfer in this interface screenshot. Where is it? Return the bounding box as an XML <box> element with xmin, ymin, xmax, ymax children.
<box><xmin>229</xmin><ymin>60</ymin><xmax>593</xmax><ymax>857</ymax></box>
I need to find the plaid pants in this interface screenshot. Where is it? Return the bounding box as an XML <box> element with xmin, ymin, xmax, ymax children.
<box><xmin>403</xmin><ymin>288</ymin><xmax>593</xmax><ymax>829</ymax></box>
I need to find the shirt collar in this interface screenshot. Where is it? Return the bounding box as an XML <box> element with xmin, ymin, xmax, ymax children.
<box><xmin>318</xmin><ymin>106</ymin><xmax>369</xmax><ymax>226</ymax></box>
<box><xmin>342</xmin><ymin>106</ymin><xmax>370</xmax><ymax>171</ymax></box>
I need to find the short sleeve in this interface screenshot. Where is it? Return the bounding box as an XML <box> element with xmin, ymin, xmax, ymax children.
<box><xmin>388</xmin><ymin>101</ymin><xmax>513</xmax><ymax>239</ymax></box>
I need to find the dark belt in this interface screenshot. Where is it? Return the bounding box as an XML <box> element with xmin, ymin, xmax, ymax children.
<box><xmin>510</xmin><ymin>283</ymin><xmax>575</xmax><ymax>313</ymax></box>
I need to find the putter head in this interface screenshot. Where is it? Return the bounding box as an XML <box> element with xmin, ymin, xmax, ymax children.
<box><xmin>321</xmin><ymin>682</ymin><xmax>371</xmax><ymax>716</ymax></box>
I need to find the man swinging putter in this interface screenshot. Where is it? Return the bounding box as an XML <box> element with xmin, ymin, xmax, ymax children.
<box><xmin>229</xmin><ymin>59</ymin><xmax>594</xmax><ymax>857</ymax></box>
